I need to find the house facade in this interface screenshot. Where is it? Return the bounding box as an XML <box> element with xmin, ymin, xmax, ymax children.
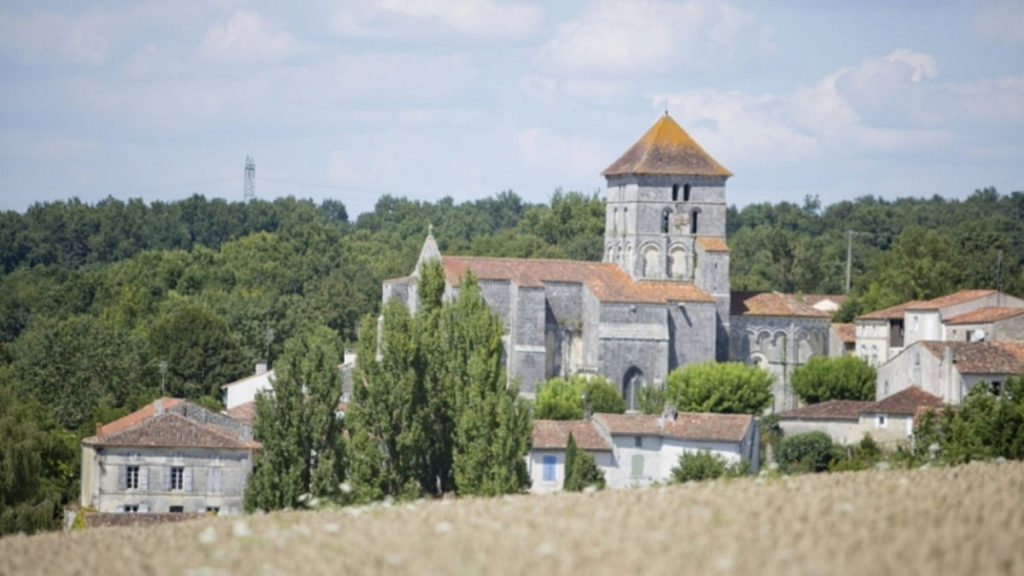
<box><xmin>527</xmin><ymin>411</ymin><xmax>758</xmax><ymax>493</ymax></box>
<box><xmin>876</xmin><ymin>340</ymin><xmax>1024</xmax><ymax>404</ymax></box>
<box><xmin>80</xmin><ymin>398</ymin><xmax>257</xmax><ymax>515</ymax></box>
<box><xmin>384</xmin><ymin>114</ymin><xmax>732</xmax><ymax>403</ymax></box>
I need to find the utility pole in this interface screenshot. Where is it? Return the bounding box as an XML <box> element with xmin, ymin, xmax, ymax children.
<box><xmin>845</xmin><ymin>230</ymin><xmax>856</xmax><ymax>294</ymax></box>
<box><xmin>159</xmin><ymin>360</ymin><xmax>168</xmax><ymax>396</ymax></box>
<box><xmin>265</xmin><ymin>328</ymin><xmax>275</xmax><ymax>368</ymax></box>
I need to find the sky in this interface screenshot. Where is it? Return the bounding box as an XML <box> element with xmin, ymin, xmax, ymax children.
<box><xmin>1</xmin><ymin>1</ymin><xmax>1023</xmax><ymax>218</ymax></box>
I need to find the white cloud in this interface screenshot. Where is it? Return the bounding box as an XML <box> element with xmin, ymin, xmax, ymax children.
<box><xmin>515</xmin><ymin>127</ymin><xmax>608</xmax><ymax>175</ymax></box>
<box><xmin>538</xmin><ymin>0</ymin><xmax>773</xmax><ymax>75</ymax></box>
<box><xmin>199</xmin><ymin>10</ymin><xmax>297</xmax><ymax>63</ymax></box>
<box><xmin>330</xmin><ymin>0</ymin><xmax>542</xmax><ymax>39</ymax></box>
<box><xmin>0</xmin><ymin>8</ymin><xmax>111</xmax><ymax>66</ymax></box>
<box><xmin>974</xmin><ymin>0</ymin><xmax>1024</xmax><ymax>45</ymax></box>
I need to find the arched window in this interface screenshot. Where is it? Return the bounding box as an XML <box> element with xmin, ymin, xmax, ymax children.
<box><xmin>623</xmin><ymin>207</ymin><xmax>628</xmax><ymax>234</ymax></box>
<box><xmin>690</xmin><ymin>210</ymin><xmax>699</xmax><ymax>234</ymax></box>
<box><xmin>642</xmin><ymin>246</ymin><xmax>660</xmax><ymax>278</ymax></box>
<box><xmin>669</xmin><ymin>246</ymin><xmax>686</xmax><ymax>278</ymax></box>
<box><xmin>612</xmin><ymin>207</ymin><xmax>618</xmax><ymax>234</ymax></box>
<box><xmin>661</xmin><ymin>208</ymin><xmax>671</xmax><ymax>233</ymax></box>
<box><xmin>622</xmin><ymin>366</ymin><xmax>645</xmax><ymax>411</ymax></box>
<box><xmin>683</xmin><ymin>183</ymin><xmax>691</xmax><ymax>202</ymax></box>
<box><xmin>672</xmin><ymin>184</ymin><xmax>679</xmax><ymax>201</ymax></box>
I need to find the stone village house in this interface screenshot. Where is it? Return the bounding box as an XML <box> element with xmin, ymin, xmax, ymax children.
<box><xmin>80</xmin><ymin>398</ymin><xmax>257</xmax><ymax>516</ymax></box>
<box><xmin>528</xmin><ymin>411</ymin><xmax>758</xmax><ymax>493</ymax></box>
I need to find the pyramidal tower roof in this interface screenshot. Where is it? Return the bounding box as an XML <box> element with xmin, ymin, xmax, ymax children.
<box><xmin>413</xmin><ymin>226</ymin><xmax>442</xmax><ymax>277</ymax></box>
<box><xmin>601</xmin><ymin>113</ymin><xmax>732</xmax><ymax>178</ymax></box>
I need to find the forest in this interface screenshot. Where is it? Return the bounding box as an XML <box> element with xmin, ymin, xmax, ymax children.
<box><xmin>2</xmin><ymin>185</ymin><xmax>1023</xmax><ymax>533</ymax></box>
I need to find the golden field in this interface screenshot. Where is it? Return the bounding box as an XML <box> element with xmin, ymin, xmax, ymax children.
<box><xmin>2</xmin><ymin>460</ymin><xmax>1022</xmax><ymax>576</ymax></box>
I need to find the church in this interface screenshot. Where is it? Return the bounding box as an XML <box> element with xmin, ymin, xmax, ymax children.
<box><xmin>383</xmin><ymin>114</ymin><xmax>734</xmax><ymax>408</ymax></box>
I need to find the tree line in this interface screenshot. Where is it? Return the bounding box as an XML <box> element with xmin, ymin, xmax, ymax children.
<box><xmin>2</xmin><ymin>185</ymin><xmax>1022</xmax><ymax>533</ymax></box>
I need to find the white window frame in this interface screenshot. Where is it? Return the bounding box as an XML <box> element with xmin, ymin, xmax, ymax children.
<box><xmin>126</xmin><ymin>465</ymin><xmax>140</xmax><ymax>490</ymax></box>
<box><xmin>170</xmin><ymin>466</ymin><xmax>185</xmax><ymax>490</ymax></box>
<box><xmin>876</xmin><ymin>414</ymin><xmax>887</xmax><ymax>428</ymax></box>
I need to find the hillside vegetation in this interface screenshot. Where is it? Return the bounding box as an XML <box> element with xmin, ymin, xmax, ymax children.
<box><xmin>2</xmin><ymin>187</ymin><xmax>1024</xmax><ymax>534</ymax></box>
<box><xmin>2</xmin><ymin>461</ymin><xmax>1022</xmax><ymax>575</ymax></box>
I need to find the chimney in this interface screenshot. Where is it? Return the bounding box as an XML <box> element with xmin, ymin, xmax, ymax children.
<box><xmin>255</xmin><ymin>362</ymin><xmax>268</xmax><ymax>376</ymax></box>
<box><xmin>154</xmin><ymin>398</ymin><xmax>164</xmax><ymax>415</ymax></box>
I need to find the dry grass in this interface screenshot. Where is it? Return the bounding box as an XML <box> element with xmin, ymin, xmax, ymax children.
<box><xmin>3</xmin><ymin>461</ymin><xmax>1023</xmax><ymax>576</ymax></box>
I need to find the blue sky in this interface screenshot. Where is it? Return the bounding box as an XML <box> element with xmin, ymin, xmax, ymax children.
<box><xmin>1</xmin><ymin>1</ymin><xmax>1022</xmax><ymax>217</ymax></box>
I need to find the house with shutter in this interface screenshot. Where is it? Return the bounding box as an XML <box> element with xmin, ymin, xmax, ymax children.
<box><xmin>528</xmin><ymin>410</ymin><xmax>758</xmax><ymax>492</ymax></box>
<box><xmin>80</xmin><ymin>398</ymin><xmax>257</xmax><ymax>516</ymax></box>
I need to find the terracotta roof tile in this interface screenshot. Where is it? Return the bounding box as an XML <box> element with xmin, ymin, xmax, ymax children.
<box><xmin>601</xmin><ymin>114</ymin><xmax>732</xmax><ymax>178</ymax></box>
<box><xmin>831</xmin><ymin>323</ymin><xmax>856</xmax><ymax>344</ymax></box>
<box><xmin>865</xmin><ymin>387</ymin><xmax>944</xmax><ymax>416</ymax></box>
<box><xmin>777</xmin><ymin>400</ymin><xmax>873</xmax><ymax>421</ymax></box>
<box><xmin>945</xmin><ymin>307</ymin><xmax>1024</xmax><ymax>325</ymax></box>
<box><xmin>95</xmin><ymin>397</ymin><xmax>184</xmax><ymax>436</ymax></box>
<box><xmin>919</xmin><ymin>341</ymin><xmax>1024</xmax><ymax>374</ymax></box>
<box><xmin>908</xmin><ymin>289</ymin><xmax>997</xmax><ymax>310</ymax></box>
<box><xmin>442</xmin><ymin>256</ymin><xmax>714</xmax><ymax>304</ymax></box>
<box><xmin>225</xmin><ymin>401</ymin><xmax>256</xmax><ymax>426</ymax></box>
<box><xmin>857</xmin><ymin>300</ymin><xmax>923</xmax><ymax>321</ymax></box>
<box><xmin>531</xmin><ymin>420</ymin><xmax>612</xmax><ymax>451</ymax></box>
<box><xmin>594</xmin><ymin>412</ymin><xmax>752</xmax><ymax>443</ymax></box>
<box><xmin>696</xmin><ymin>237</ymin><xmax>729</xmax><ymax>252</ymax></box>
<box><xmin>730</xmin><ymin>291</ymin><xmax>831</xmax><ymax>318</ymax></box>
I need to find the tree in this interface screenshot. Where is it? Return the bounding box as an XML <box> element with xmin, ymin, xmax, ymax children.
<box><xmin>535</xmin><ymin>376</ymin><xmax>625</xmax><ymax>420</ymax></box>
<box><xmin>671</xmin><ymin>450</ymin><xmax>744</xmax><ymax>483</ymax></box>
<box><xmin>348</xmin><ymin>262</ymin><xmax>531</xmax><ymax>500</ymax></box>
<box><xmin>636</xmin><ymin>384</ymin><xmax>667</xmax><ymax>415</ymax></box>
<box><xmin>776</xmin><ymin>432</ymin><xmax>837</xmax><ymax>474</ymax></box>
<box><xmin>562</xmin><ymin>433</ymin><xmax>605</xmax><ymax>491</ymax></box>
<box><xmin>665</xmin><ymin>362</ymin><xmax>773</xmax><ymax>414</ymax></box>
<box><xmin>245</xmin><ymin>326</ymin><xmax>346</xmax><ymax>511</ymax></box>
<box><xmin>790</xmin><ymin>356</ymin><xmax>876</xmax><ymax>404</ymax></box>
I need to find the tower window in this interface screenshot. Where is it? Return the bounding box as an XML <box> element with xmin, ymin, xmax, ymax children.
<box><xmin>690</xmin><ymin>210</ymin><xmax>698</xmax><ymax>234</ymax></box>
<box><xmin>672</xmin><ymin>184</ymin><xmax>679</xmax><ymax>201</ymax></box>
<box><xmin>683</xmin><ymin>184</ymin><xmax>691</xmax><ymax>201</ymax></box>
<box><xmin>661</xmin><ymin>209</ymin><xmax>671</xmax><ymax>233</ymax></box>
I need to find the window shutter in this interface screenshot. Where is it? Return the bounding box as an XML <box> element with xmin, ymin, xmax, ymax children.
<box><xmin>631</xmin><ymin>454</ymin><xmax>644</xmax><ymax>478</ymax></box>
<box><xmin>140</xmin><ymin>467</ymin><xmax>149</xmax><ymax>491</ymax></box>
<box><xmin>118</xmin><ymin>466</ymin><xmax>126</xmax><ymax>490</ymax></box>
<box><xmin>184</xmin><ymin>467</ymin><xmax>193</xmax><ymax>492</ymax></box>
<box><xmin>209</xmin><ymin>467</ymin><xmax>222</xmax><ymax>494</ymax></box>
<box><xmin>164</xmin><ymin>467</ymin><xmax>171</xmax><ymax>490</ymax></box>
<box><xmin>139</xmin><ymin>503</ymin><xmax>149</xmax><ymax>513</ymax></box>
<box><xmin>116</xmin><ymin>505</ymin><xmax>124</xmax><ymax>513</ymax></box>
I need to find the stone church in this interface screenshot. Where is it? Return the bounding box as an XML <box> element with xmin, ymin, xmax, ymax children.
<box><xmin>384</xmin><ymin>114</ymin><xmax>733</xmax><ymax>408</ymax></box>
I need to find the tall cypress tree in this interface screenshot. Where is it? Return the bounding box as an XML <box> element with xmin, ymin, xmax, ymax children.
<box><xmin>245</xmin><ymin>326</ymin><xmax>346</xmax><ymax>511</ymax></box>
<box><xmin>563</xmin><ymin>433</ymin><xmax>578</xmax><ymax>491</ymax></box>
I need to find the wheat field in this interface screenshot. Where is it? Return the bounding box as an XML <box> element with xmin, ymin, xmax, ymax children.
<box><xmin>2</xmin><ymin>461</ymin><xmax>1022</xmax><ymax>576</ymax></box>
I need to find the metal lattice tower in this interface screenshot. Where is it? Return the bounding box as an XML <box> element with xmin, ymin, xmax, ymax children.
<box><xmin>243</xmin><ymin>155</ymin><xmax>255</xmax><ymax>200</ymax></box>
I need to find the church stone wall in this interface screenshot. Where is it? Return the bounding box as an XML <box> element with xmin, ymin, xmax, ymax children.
<box><xmin>668</xmin><ymin>300</ymin><xmax>717</xmax><ymax>367</ymax></box>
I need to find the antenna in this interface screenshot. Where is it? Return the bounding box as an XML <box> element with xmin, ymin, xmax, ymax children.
<box><xmin>159</xmin><ymin>360</ymin><xmax>168</xmax><ymax>395</ymax></box>
<box><xmin>244</xmin><ymin>156</ymin><xmax>255</xmax><ymax>200</ymax></box>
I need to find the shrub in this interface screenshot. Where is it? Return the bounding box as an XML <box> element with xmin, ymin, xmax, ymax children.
<box><xmin>671</xmin><ymin>450</ymin><xmax>745</xmax><ymax>483</ymax></box>
<box><xmin>790</xmin><ymin>356</ymin><xmax>876</xmax><ymax>404</ymax></box>
<box><xmin>536</xmin><ymin>376</ymin><xmax>625</xmax><ymax>420</ymax></box>
<box><xmin>636</xmin><ymin>385</ymin><xmax>667</xmax><ymax>415</ymax></box>
<box><xmin>666</xmin><ymin>362</ymin><xmax>773</xmax><ymax>414</ymax></box>
<box><xmin>776</xmin><ymin>432</ymin><xmax>838</xmax><ymax>474</ymax></box>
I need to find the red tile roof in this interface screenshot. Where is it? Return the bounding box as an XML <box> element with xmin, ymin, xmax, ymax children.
<box><xmin>865</xmin><ymin>387</ymin><xmax>944</xmax><ymax>416</ymax></box>
<box><xmin>857</xmin><ymin>300</ymin><xmax>923</xmax><ymax>321</ymax></box>
<box><xmin>696</xmin><ymin>237</ymin><xmax>729</xmax><ymax>252</ymax></box>
<box><xmin>225</xmin><ymin>401</ymin><xmax>256</xmax><ymax>426</ymax></box>
<box><xmin>85</xmin><ymin>399</ymin><xmax>256</xmax><ymax>450</ymax></box>
<box><xmin>730</xmin><ymin>291</ymin><xmax>832</xmax><ymax>318</ymax></box>
<box><xmin>594</xmin><ymin>412</ymin><xmax>752</xmax><ymax>443</ymax></box>
<box><xmin>908</xmin><ymin>289</ymin><xmax>997</xmax><ymax>310</ymax></box>
<box><xmin>601</xmin><ymin>114</ymin><xmax>732</xmax><ymax>178</ymax></box>
<box><xmin>776</xmin><ymin>400</ymin><xmax>873</xmax><ymax>421</ymax></box>
<box><xmin>442</xmin><ymin>256</ymin><xmax>714</xmax><ymax>304</ymax></box>
<box><xmin>531</xmin><ymin>420</ymin><xmax>612</xmax><ymax>451</ymax></box>
<box><xmin>831</xmin><ymin>323</ymin><xmax>856</xmax><ymax>344</ymax></box>
<box><xmin>945</xmin><ymin>307</ymin><xmax>1024</xmax><ymax>325</ymax></box>
<box><xmin>919</xmin><ymin>341</ymin><xmax>1024</xmax><ymax>375</ymax></box>
<box><xmin>95</xmin><ymin>397</ymin><xmax>184</xmax><ymax>436</ymax></box>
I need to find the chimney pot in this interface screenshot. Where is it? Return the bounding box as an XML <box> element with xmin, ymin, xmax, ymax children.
<box><xmin>154</xmin><ymin>398</ymin><xmax>164</xmax><ymax>415</ymax></box>
<box><xmin>255</xmin><ymin>362</ymin><xmax>268</xmax><ymax>376</ymax></box>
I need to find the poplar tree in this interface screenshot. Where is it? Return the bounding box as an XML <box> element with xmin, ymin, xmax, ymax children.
<box><xmin>244</xmin><ymin>326</ymin><xmax>346</xmax><ymax>511</ymax></box>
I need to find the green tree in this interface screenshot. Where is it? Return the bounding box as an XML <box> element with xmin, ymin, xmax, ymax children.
<box><xmin>665</xmin><ymin>362</ymin><xmax>773</xmax><ymax>414</ymax></box>
<box><xmin>535</xmin><ymin>375</ymin><xmax>625</xmax><ymax>420</ymax></box>
<box><xmin>636</xmin><ymin>384</ymin><xmax>667</xmax><ymax>415</ymax></box>
<box><xmin>562</xmin><ymin>433</ymin><xmax>605</xmax><ymax>491</ymax></box>
<box><xmin>776</xmin><ymin>432</ymin><xmax>837</xmax><ymax>474</ymax></box>
<box><xmin>245</xmin><ymin>326</ymin><xmax>346</xmax><ymax>511</ymax></box>
<box><xmin>918</xmin><ymin>377</ymin><xmax>1024</xmax><ymax>465</ymax></box>
<box><xmin>349</xmin><ymin>263</ymin><xmax>531</xmax><ymax>500</ymax></box>
<box><xmin>670</xmin><ymin>450</ymin><xmax>744</xmax><ymax>483</ymax></box>
<box><xmin>790</xmin><ymin>356</ymin><xmax>876</xmax><ymax>404</ymax></box>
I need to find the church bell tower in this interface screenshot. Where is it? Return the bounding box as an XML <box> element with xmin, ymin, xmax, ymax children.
<box><xmin>601</xmin><ymin>113</ymin><xmax>733</xmax><ymax>360</ymax></box>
